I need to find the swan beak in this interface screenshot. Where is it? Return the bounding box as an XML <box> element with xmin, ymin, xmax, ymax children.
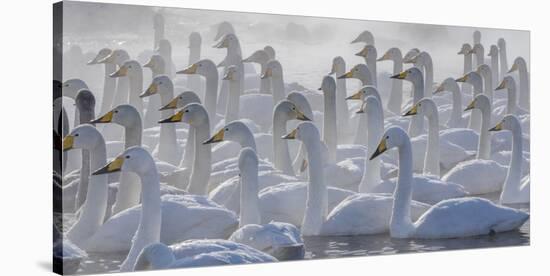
<box><xmin>90</xmin><ymin>110</ymin><xmax>114</xmax><ymax>124</ymax></box>
<box><xmin>464</xmin><ymin>99</ymin><xmax>476</xmax><ymax>111</ymax></box>
<box><xmin>282</xmin><ymin>128</ymin><xmax>298</xmax><ymax>139</ymax></box>
<box><xmin>377</xmin><ymin>52</ymin><xmax>390</xmax><ymax>62</ymax></box>
<box><xmin>370</xmin><ymin>139</ymin><xmax>388</xmax><ymax>160</ymax></box>
<box><xmin>213</xmin><ymin>38</ymin><xmax>228</xmax><ymax>48</ymax></box>
<box><xmin>350</xmin><ymin>36</ymin><xmax>361</xmax><ymax>44</ymax></box>
<box><xmin>356</xmin><ymin>106</ymin><xmax>365</xmax><ymax>114</ymax></box>
<box><xmin>261</xmin><ymin>68</ymin><xmax>272</xmax><ymax>79</ymax></box>
<box><xmin>300</xmin><ymin>159</ymin><xmax>308</xmax><ymax>172</ymax></box>
<box><xmin>140</xmin><ymin>83</ymin><xmax>158</xmax><ymax>98</ymax></box>
<box><xmin>507</xmin><ymin>63</ymin><xmax>518</xmax><ymax>73</ymax></box>
<box><xmin>403</xmin><ymin>104</ymin><xmax>418</xmax><ymax>116</ymax></box>
<box><xmin>242</xmin><ymin>56</ymin><xmax>252</xmax><ymax>63</ymax></box>
<box><xmin>177</xmin><ymin>63</ymin><xmax>198</xmax><ymax>74</ymax></box>
<box><xmin>203</xmin><ymin>128</ymin><xmax>225</xmax><ymax>144</ymax></box>
<box><xmin>62</xmin><ymin>135</ymin><xmax>74</xmax><ymax>152</ymax></box>
<box><xmin>489</xmin><ymin>121</ymin><xmax>503</xmax><ymax>132</ymax></box>
<box><xmin>93</xmin><ymin>156</ymin><xmax>124</xmax><ymax>175</ymax></box>
<box><xmin>158</xmin><ymin>110</ymin><xmax>184</xmax><ymax>123</ymax></box>
<box><xmin>355</xmin><ymin>47</ymin><xmax>368</xmax><ymax>57</ymax></box>
<box><xmin>110</xmin><ymin>66</ymin><xmax>128</xmax><ymax>78</ymax></box>
<box><xmin>159</xmin><ymin>97</ymin><xmax>179</xmax><ymax>111</ymax></box>
<box><xmin>390</xmin><ymin>71</ymin><xmax>408</xmax><ymax>80</ymax></box>
<box><xmin>455</xmin><ymin>75</ymin><xmax>468</xmax><ymax>83</ymax></box>
<box><xmin>495</xmin><ymin>80</ymin><xmax>507</xmax><ymax>90</ymax></box>
<box><xmin>337</xmin><ymin>71</ymin><xmax>353</xmax><ymax>79</ymax></box>
<box><xmin>434</xmin><ymin>84</ymin><xmax>445</xmax><ymax>94</ymax></box>
<box><xmin>217</xmin><ymin>60</ymin><xmax>226</xmax><ymax>68</ymax></box>
<box><xmin>143</xmin><ymin>59</ymin><xmax>154</xmax><ymax>68</ymax></box>
<box><xmin>97</xmin><ymin>53</ymin><xmax>114</xmax><ymax>64</ymax></box>
<box><xmin>295</xmin><ymin>110</ymin><xmax>311</xmax><ymax>121</ymax></box>
<box><xmin>346</xmin><ymin>91</ymin><xmax>363</xmax><ymax>100</ymax></box>
<box><xmin>222</xmin><ymin>71</ymin><xmax>232</xmax><ymax>80</ymax></box>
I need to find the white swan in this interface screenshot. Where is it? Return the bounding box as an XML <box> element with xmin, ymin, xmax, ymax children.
<box><xmin>328</xmin><ymin>56</ymin><xmax>351</xmax><ymax>138</ymax></box>
<box><xmin>508</xmin><ymin>57</ymin><xmax>530</xmax><ymax>111</ymax></box>
<box><xmin>110</xmin><ymin>60</ymin><xmax>144</xmax><ymax>116</ymax></box>
<box><xmin>476</xmin><ymin>64</ymin><xmax>495</xmax><ymax>105</ymax></box>
<box><xmin>142</xmin><ymin>54</ymin><xmax>165</xmax><ymax>129</ymax></box>
<box><xmin>378</xmin><ymin>47</ymin><xmax>404</xmax><ymax>115</ymax></box>
<box><xmin>282</xmin><ymin>122</ymin><xmax>429</xmax><ymax>236</ymax></box>
<box><xmin>220</xmin><ymin>65</ymin><xmax>241</xmax><ymax>124</ymax></box>
<box><xmin>390</xmin><ymin>68</ymin><xmax>425</xmax><ymax>137</ymax></box>
<box><xmin>156</xmin><ymin>39</ymin><xmax>175</xmax><ymax>78</ymax></box>
<box><xmin>186</xmin><ymin>32</ymin><xmax>203</xmax><ymax>93</ymax></box>
<box><xmin>498</xmin><ymin>38</ymin><xmax>509</xmax><ymax>82</ymax></box>
<box><xmin>355</xmin><ymin>44</ymin><xmax>378</xmax><ymax>86</ymax></box>
<box><xmin>495</xmin><ymin>76</ymin><xmax>529</xmax><ymax>118</ymax></box>
<box><xmin>408</xmin><ymin>51</ymin><xmax>434</xmax><ymax>98</ymax></box>
<box><xmin>490</xmin><ymin>115</ymin><xmax>529</xmax><ymax>204</ymax></box>
<box><xmin>457</xmin><ymin>43</ymin><xmax>473</xmax><ymax>96</ymax></box>
<box><xmin>369</xmin><ymin>126</ymin><xmax>528</xmax><ymax>239</ymax></box>
<box><xmin>319</xmin><ymin>75</ymin><xmax>338</xmax><ymax>163</ymax></box>
<box><xmin>87</xmin><ymin>48</ymin><xmax>116</xmax><ymax>115</ymax></box>
<box><xmin>433</xmin><ymin>77</ymin><xmax>468</xmax><ymax>128</ymax></box>
<box><xmin>472</xmin><ymin>43</ymin><xmax>485</xmax><ymax>68</ymax></box>
<box><xmin>228</xmin><ymin>148</ymin><xmax>304</xmax><ymax>260</ymax></box>
<box><xmin>242</xmin><ymin>49</ymin><xmax>271</xmax><ymax>94</ymax></box>
<box><xmin>488</xmin><ymin>44</ymin><xmax>500</xmax><ymax>88</ymax></box>
<box><xmin>456</xmin><ymin>71</ymin><xmax>484</xmax><ymax>133</ymax></box>
<box><xmin>98</xmin><ymin>49</ymin><xmax>130</xmax><ymax>108</ymax></box>
<box><xmin>351</xmin><ymin>30</ymin><xmax>374</xmax><ymax>45</ymax></box>
<box><xmin>213</xmin><ymin>33</ymin><xmax>245</xmax><ymax>115</ymax></box>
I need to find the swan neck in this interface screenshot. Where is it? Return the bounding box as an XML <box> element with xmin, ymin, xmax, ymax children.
<box><xmin>391</xmin><ymin>137</ymin><xmax>415</xmax><ymax>238</ymax></box>
<box><xmin>272</xmin><ymin>112</ymin><xmax>294</xmax><ymax>175</ymax></box>
<box><xmin>301</xmin><ymin>137</ymin><xmax>327</xmax><ymax>236</ymax></box>
<box><xmin>425</xmin><ymin>112</ymin><xmax>440</xmax><ymax>176</ymax></box>
<box><xmin>239</xmin><ymin>166</ymin><xmax>261</xmax><ymax>227</ymax></box>
<box><xmin>204</xmin><ymin>70</ymin><xmax>219</xmax><ymax>126</ymax></box>
<box><xmin>448</xmin><ymin>83</ymin><xmax>463</xmax><ymax>127</ymax></box>
<box><xmin>323</xmin><ymin>88</ymin><xmax>337</xmax><ymax>163</ymax></box>
<box><xmin>477</xmin><ymin>106</ymin><xmax>491</xmax><ymax>159</ymax></box>
<box><xmin>187</xmin><ymin>120</ymin><xmax>211</xmax><ymax>195</ymax></box>
<box><xmin>225</xmin><ymin>78</ymin><xmax>241</xmax><ymax>123</ymax></box>
<box><xmin>502</xmin><ymin>124</ymin><xmax>523</xmax><ymax>199</ymax></box>
<box><xmin>387</xmin><ymin>56</ymin><xmax>404</xmax><ymax>114</ymax></box>
<box><xmin>271</xmin><ymin>74</ymin><xmax>285</xmax><ymax>104</ymax></box>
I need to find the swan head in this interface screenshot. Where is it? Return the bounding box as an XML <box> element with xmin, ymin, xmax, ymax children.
<box><xmin>346</xmin><ymin>85</ymin><xmax>379</xmax><ymax>101</ymax></box>
<box><xmin>282</xmin><ymin>121</ymin><xmax>320</xmax><ymax>142</ymax></box>
<box><xmin>329</xmin><ymin>56</ymin><xmax>345</xmax><ymax>75</ymax></box>
<box><xmin>355</xmin><ymin>45</ymin><xmax>377</xmax><ymax>59</ymax></box>
<box><xmin>403</xmin><ymin>48</ymin><xmax>420</xmax><ymax>63</ymax></box>
<box><xmin>337</xmin><ymin>64</ymin><xmax>369</xmax><ymax>80</ymax></box>
<box><xmin>274</xmin><ymin>100</ymin><xmax>311</xmax><ymax>121</ymax></box>
<box><xmin>433</xmin><ymin>77</ymin><xmax>458</xmax><ymax>94</ymax></box>
<box><xmin>62</xmin><ymin>79</ymin><xmax>89</xmax><ymax>99</ymax></box>
<box><xmin>143</xmin><ymin>54</ymin><xmax>165</xmax><ymax>73</ymax></box>
<box><xmin>93</xmin><ymin>146</ymin><xmax>155</xmax><ymax>176</ymax></box>
<box><xmin>457</xmin><ymin>43</ymin><xmax>472</xmax><ymax>55</ymax></box>
<box><xmin>369</xmin><ymin>127</ymin><xmax>408</xmax><ymax>160</ymax></box>
<box><xmin>222</xmin><ymin>65</ymin><xmax>240</xmax><ymax>81</ymax></box>
<box><xmin>160</xmin><ymin>91</ymin><xmax>201</xmax><ymax>111</ymax></box>
<box><xmin>63</xmin><ymin>124</ymin><xmax>103</xmax><ymax>152</ymax></box>
<box><xmin>377</xmin><ymin>47</ymin><xmax>401</xmax><ymax>62</ymax></box>
<box><xmin>489</xmin><ymin>114</ymin><xmax>520</xmax><ymax>132</ymax></box>
<box><xmin>110</xmin><ymin>60</ymin><xmax>141</xmax><ymax>78</ymax></box>
<box><xmin>498</xmin><ymin>38</ymin><xmax>506</xmax><ymax>49</ymax></box>
<box><xmin>97</xmin><ymin>49</ymin><xmax>129</xmax><ymax>65</ymax></box>
<box><xmin>214</xmin><ymin>21</ymin><xmax>235</xmax><ymax>41</ymax></box>
<box><xmin>390</xmin><ymin>67</ymin><xmax>422</xmax><ymax>82</ymax></box>
<box><xmin>204</xmin><ymin>120</ymin><xmax>252</xmax><ymax>145</ymax></box>
<box><xmin>508</xmin><ymin>57</ymin><xmax>526</xmax><ymax>73</ymax></box>
<box><xmin>464</xmin><ymin>94</ymin><xmax>490</xmax><ymax>112</ymax></box>
<box><xmin>176</xmin><ymin>59</ymin><xmax>215</xmax><ymax>76</ymax></box>
<box><xmin>75</xmin><ymin>90</ymin><xmax>95</xmax><ymax>113</ymax></box>
<box><xmin>261</xmin><ymin>60</ymin><xmax>283</xmax><ymax>79</ymax></box>
<box><xmin>488</xmin><ymin>45</ymin><xmax>499</xmax><ymax>57</ymax></box>
<box><xmin>264</xmin><ymin>45</ymin><xmax>276</xmax><ymax>60</ymax></box>
<box><xmin>213</xmin><ymin>33</ymin><xmax>238</xmax><ymax>49</ymax></box>
<box><xmin>350</xmin><ymin>30</ymin><xmax>374</xmax><ymax>45</ymax></box>
<box><xmin>286</xmin><ymin>92</ymin><xmax>314</xmax><ymax>119</ymax></box>
<box><xmin>91</xmin><ymin>104</ymin><xmax>140</xmax><ymax>127</ymax></box>
<box><xmin>87</xmin><ymin>48</ymin><xmax>112</xmax><ymax>65</ymax></box>
<box><xmin>155</xmin><ymin>39</ymin><xmax>172</xmax><ymax>56</ymax></box>
<box><xmin>134</xmin><ymin>243</ymin><xmax>175</xmax><ymax>271</ymax></box>
<box><xmin>495</xmin><ymin>75</ymin><xmax>515</xmax><ymax>91</ymax></box>
<box><xmin>189</xmin><ymin>32</ymin><xmax>202</xmax><ymax>49</ymax></box>
<box><xmin>455</xmin><ymin>71</ymin><xmax>481</xmax><ymax>86</ymax></box>
<box><xmin>318</xmin><ymin>75</ymin><xmax>336</xmax><ymax>93</ymax></box>
<box><xmin>242</xmin><ymin>50</ymin><xmax>269</xmax><ymax>64</ymax></box>
<box><xmin>141</xmin><ymin>75</ymin><xmax>172</xmax><ymax>98</ymax></box>
<box><xmin>158</xmin><ymin>103</ymin><xmax>208</xmax><ymax>126</ymax></box>
<box><xmin>403</xmin><ymin>98</ymin><xmax>437</xmax><ymax>118</ymax></box>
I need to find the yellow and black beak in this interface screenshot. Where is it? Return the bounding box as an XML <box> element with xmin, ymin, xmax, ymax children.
<box><xmin>140</xmin><ymin>82</ymin><xmax>159</xmax><ymax>98</ymax></box>
<box><xmin>110</xmin><ymin>66</ymin><xmax>128</xmax><ymax>77</ymax></box>
<box><xmin>455</xmin><ymin>75</ymin><xmax>468</xmax><ymax>83</ymax></box>
<box><xmin>62</xmin><ymin>135</ymin><xmax>74</xmax><ymax>152</ymax></box>
<box><xmin>143</xmin><ymin>59</ymin><xmax>154</xmax><ymax>68</ymax></box>
<box><xmin>495</xmin><ymin>80</ymin><xmax>507</xmax><ymax>90</ymax></box>
<box><xmin>93</xmin><ymin>156</ymin><xmax>125</xmax><ymax>175</ymax></box>
<box><xmin>337</xmin><ymin>70</ymin><xmax>354</xmax><ymax>79</ymax></box>
<box><xmin>369</xmin><ymin>138</ymin><xmax>388</xmax><ymax>160</ymax></box>
<box><xmin>158</xmin><ymin>110</ymin><xmax>184</xmax><ymax>124</ymax></box>
<box><xmin>489</xmin><ymin>121</ymin><xmax>503</xmax><ymax>132</ymax></box>
<box><xmin>403</xmin><ymin>104</ymin><xmax>418</xmax><ymax>117</ymax></box>
<box><xmin>345</xmin><ymin>90</ymin><xmax>363</xmax><ymax>100</ymax></box>
<box><xmin>282</xmin><ymin>128</ymin><xmax>298</xmax><ymax>139</ymax></box>
<box><xmin>390</xmin><ymin>71</ymin><xmax>408</xmax><ymax>80</ymax></box>
<box><xmin>260</xmin><ymin>68</ymin><xmax>272</xmax><ymax>79</ymax></box>
<box><xmin>295</xmin><ymin>110</ymin><xmax>311</xmax><ymax>121</ymax></box>
<box><xmin>177</xmin><ymin>63</ymin><xmax>198</xmax><ymax>74</ymax></box>
<box><xmin>507</xmin><ymin>63</ymin><xmax>518</xmax><ymax>73</ymax></box>
<box><xmin>464</xmin><ymin>99</ymin><xmax>476</xmax><ymax>111</ymax></box>
<box><xmin>434</xmin><ymin>83</ymin><xmax>445</xmax><ymax>94</ymax></box>
<box><xmin>159</xmin><ymin>97</ymin><xmax>178</xmax><ymax>111</ymax></box>
<box><xmin>203</xmin><ymin>128</ymin><xmax>225</xmax><ymax>144</ymax></box>
<box><xmin>90</xmin><ymin>110</ymin><xmax>114</xmax><ymax>124</ymax></box>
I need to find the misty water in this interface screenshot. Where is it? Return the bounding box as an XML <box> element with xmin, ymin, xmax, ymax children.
<box><xmin>57</xmin><ymin>2</ymin><xmax>530</xmax><ymax>274</ymax></box>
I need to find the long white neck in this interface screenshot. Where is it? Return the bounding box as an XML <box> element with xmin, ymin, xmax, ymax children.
<box><xmin>477</xmin><ymin>105</ymin><xmax>491</xmax><ymax>159</ymax></box>
<box><xmin>120</xmin><ymin>169</ymin><xmax>162</xmax><ymax>272</ymax></box>
<box><xmin>408</xmin><ymin>76</ymin><xmax>425</xmax><ymax>137</ymax></box>
<box><xmin>482</xmin><ymin>71</ymin><xmax>494</xmax><ymax>104</ymax></box>
<box><xmin>323</xmin><ymin>87</ymin><xmax>337</xmax><ymax>164</ymax></box>
<box><xmin>390</xmin><ymin>136</ymin><xmax>415</xmax><ymax>238</ymax></box>
<box><xmin>272</xmin><ymin>113</ymin><xmax>295</xmax><ymax>176</ymax></box>
<box><xmin>518</xmin><ymin>65</ymin><xmax>530</xmax><ymax>111</ymax></box>
<box><xmin>113</xmin><ymin>71</ymin><xmax>129</xmax><ymax>107</ymax></box>
<box><xmin>188</xmin><ymin>46</ymin><xmax>202</xmax><ymax>93</ymax></box>
<box><xmin>204</xmin><ymin>70</ymin><xmax>219</xmax><ymax>129</ymax></box>
<box><xmin>359</xmin><ymin>100</ymin><xmax>384</xmax><ymax>193</ymax></box>
<box><xmin>500</xmin><ymin>122</ymin><xmax>523</xmax><ymax>202</ymax></box>
<box><xmin>505</xmin><ymin>82</ymin><xmax>519</xmax><ymax>115</ymax></box>
<box><xmin>446</xmin><ymin>82</ymin><xmax>463</xmax><ymax>128</ymax></box>
<box><xmin>158</xmin><ymin>87</ymin><xmax>179</xmax><ymax>165</ymax></box>
<box><xmin>67</xmin><ymin>139</ymin><xmax>109</xmax><ymax>247</ymax></box>
<box><xmin>421</xmin><ymin>57</ymin><xmax>433</xmax><ymax>98</ymax></box>
<box><xmin>490</xmin><ymin>54</ymin><xmax>499</xmax><ymax>88</ymax></box>
<box><xmin>365</xmin><ymin>56</ymin><xmax>377</xmax><ymax>86</ymax></box>
<box><xmin>272</xmin><ymin>74</ymin><xmax>286</xmax><ymax>105</ymax></box>
<box><xmin>239</xmin><ymin>164</ymin><xmax>261</xmax><ymax>227</ymax></box>
<box><xmin>475</xmin><ymin>48</ymin><xmax>484</xmax><ymax>68</ymax></box>
<box><xmin>142</xmin><ymin>69</ymin><xmax>164</xmax><ymax>129</ymax></box>
<box><xmin>100</xmin><ymin>63</ymin><xmax>117</xmax><ymax>114</ymax></box>
<box><xmin>124</xmin><ymin>119</ymin><xmax>142</xmax><ymax>149</ymax></box>
<box><xmin>301</xmin><ymin>136</ymin><xmax>327</xmax><ymax>236</ymax></box>
<box><xmin>499</xmin><ymin>45</ymin><xmax>508</xmax><ymax>80</ymax></box>
<box><xmin>75</xmin><ymin>109</ymin><xmax>94</xmax><ymax>209</ymax></box>
<box><xmin>353</xmin><ymin>71</ymin><xmax>373</xmax><ymax>145</ymax></box>
<box><xmin>128</xmin><ymin>73</ymin><xmax>144</xmax><ymax>116</ymax></box>
<box><xmin>467</xmin><ymin>78</ymin><xmax>483</xmax><ymax>133</ymax></box>
<box><xmin>387</xmin><ymin>54</ymin><xmax>404</xmax><ymax>115</ymax></box>
<box><xmin>424</xmin><ymin>111</ymin><xmax>440</xmax><ymax>177</ymax></box>
<box><xmin>334</xmin><ymin>66</ymin><xmax>349</xmax><ymax>135</ymax></box>
<box><xmin>187</xmin><ymin>120</ymin><xmax>212</xmax><ymax>195</ymax></box>
<box><xmin>225</xmin><ymin>78</ymin><xmax>241</xmax><ymax>123</ymax></box>
<box><xmin>462</xmin><ymin>53</ymin><xmax>473</xmax><ymax>95</ymax></box>
<box><xmin>259</xmin><ymin>61</ymin><xmax>271</xmax><ymax>94</ymax></box>
<box><xmin>179</xmin><ymin>126</ymin><xmax>195</xmax><ymax>170</ymax></box>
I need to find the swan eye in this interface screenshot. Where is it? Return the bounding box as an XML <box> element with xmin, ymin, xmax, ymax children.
<box><xmin>159</xmin><ymin>82</ymin><xmax>163</xmax><ymax>85</ymax></box>
<box><xmin>225</xmin><ymin>128</ymin><xmax>229</xmax><ymax>131</ymax></box>
<box><xmin>179</xmin><ymin>96</ymin><xmax>183</xmax><ymax>99</ymax></box>
<box><xmin>125</xmin><ymin>155</ymin><xmax>130</xmax><ymax>159</ymax></box>
<box><xmin>185</xmin><ymin>110</ymin><xmax>189</xmax><ymax>113</ymax></box>
<box><xmin>199</xmin><ymin>64</ymin><xmax>202</xmax><ymax>67</ymax></box>
<box><xmin>74</xmin><ymin>133</ymin><xmax>79</xmax><ymax>137</ymax></box>
<box><xmin>114</xmin><ymin>110</ymin><xmax>118</xmax><ymax>113</ymax></box>
<box><xmin>386</xmin><ymin>136</ymin><xmax>389</xmax><ymax>139</ymax></box>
